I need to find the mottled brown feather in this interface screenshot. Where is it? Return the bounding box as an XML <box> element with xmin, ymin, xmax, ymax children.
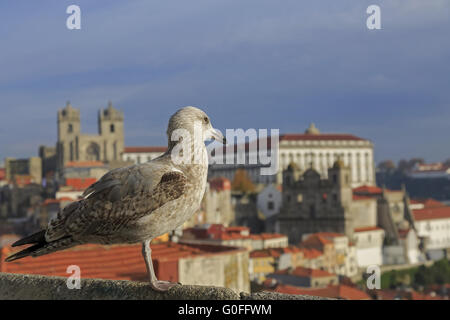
<box><xmin>45</xmin><ymin>162</ymin><xmax>187</xmax><ymax>243</ymax></box>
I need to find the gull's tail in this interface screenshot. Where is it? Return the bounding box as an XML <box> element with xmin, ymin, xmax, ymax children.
<box><xmin>5</xmin><ymin>230</ymin><xmax>76</xmax><ymax>262</ymax></box>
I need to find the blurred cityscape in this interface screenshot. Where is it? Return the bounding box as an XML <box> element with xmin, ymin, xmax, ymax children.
<box><xmin>1</xmin><ymin>102</ymin><xmax>450</xmax><ymax>300</ymax></box>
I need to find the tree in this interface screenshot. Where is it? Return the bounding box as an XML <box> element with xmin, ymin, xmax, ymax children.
<box><xmin>231</xmin><ymin>169</ymin><xmax>255</xmax><ymax>193</ymax></box>
<box><xmin>397</xmin><ymin>158</ymin><xmax>425</xmax><ymax>173</ymax></box>
<box><xmin>408</xmin><ymin>158</ymin><xmax>425</xmax><ymax>170</ymax></box>
<box><xmin>443</xmin><ymin>159</ymin><xmax>450</xmax><ymax>168</ymax></box>
<box><xmin>378</xmin><ymin>160</ymin><xmax>396</xmax><ymax>171</ymax></box>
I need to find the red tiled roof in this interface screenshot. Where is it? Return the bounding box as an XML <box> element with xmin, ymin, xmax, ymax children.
<box><xmin>209</xmin><ymin>177</ymin><xmax>231</xmax><ymax>191</ymax></box>
<box><xmin>124</xmin><ymin>147</ymin><xmax>167</xmax><ymax>153</ymax></box>
<box><xmin>65</xmin><ymin>178</ymin><xmax>97</xmax><ymax>191</ymax></box>
<box><xmin>354</xmin><ymin>226</ymin><xmax>384</xmax><ymax>233</ymax></box>
<box><xmin>353</xmin><ymin>185</ymin><xmax>403</xmax><ymax>195</ymax></box>
<box><xmin>42</xmin><ymin>199</ymin><xmax>62</xmax><ymax>205</ymax></box>
<box><xmin>59</xmin><ymin>197</ymin><xmax>77</xmax><ymax>202</ymax></box>
<box><xmin>65</xmin><ymin>161</ymin><xmax>105</xmax><ymax>168</ymax></box>
<box><xmin>0</xmin><ymin>242</ymin><xmax>244</xmax><ymax>282</ymax></box>
<box><xmin>251</xmin><ymin>233</ymin><xmax>287</xmax><ymax>241</ymax></box>
<box><xmin>273</xmin><ymin>284</ymin><xmax>370</xmax><ymax>300</ymax></box>
<box><xmin>410</xmin><ymin>198</ymin><xmax>445</xmax><ymax>208</ymax></box>
<box><xmin>292</xmin><ymin>267</ymin><xmax>334</xmax><ymax>278</ymax></box>
<box><xmin>275</xmin><ymin>266</ymin><xmax>334</xmax><ymax>278</ymax></box>
<box><xmin>299</xmin><ymin>248</ymin><xmax>323</xmax><ymax>259</ymax></box>
<box><xmin>227</xmin><ymin>226</ymin><xmax>249</xmax><ymax>231</ymax></box>
<box><xmin>353</xmin><ymin>185</ymin><xmax>383</xmax><ymax>194</ymax></box>
<box><xmin>280</xmin><ymin>133</ymin><xmax>366</xmax><ymax>142</ymax></box>
<box><xmin>250</xmin><ymin>246</ymin><xmax>303</xmax><ymax>259</ymax></box>
<box><xmin>14</xmin><ymin>175</ymin><xmax>33</xmax><ymax>186</ymax></box>
<box><xmin>299</xmin><ymin>235</ymin><xmax>332</xmax><ymax>249</ymax></box>
<box><xmin>352</xmin><ymin>195</ymin><xmax>375</xmax><ymax>201</ymax></box>
<box><xmin>250</xmin><ymin>250</ymin><xmax>279</xmax><ymax>258</ymax></box>
<box><xmin>299</xmin><ymin>232</ymin><xmax>346</xmax><ymax>250</ymax></box>
<box><xmin>281</xmin><ymin>246</ymin><xmax>303</xmax><ymax>254</ymax></box>
<box><xmin>184</xmin><ymin>224</ymin><xmax>285</xmax><ymax>242</ymax></box>
<box><xmin>413</xmin><ymin>206</ymin><xmax>450</xmax><ymax>221</ymax></box>
<box><xmin>374</xmin><ymin>289</ymin><xmax>446</xmax><ymax>300</ymax></box>
<box><xmin>42</xmin><ymin>197</ymin><xmax>75</xmax><ymax>206</ymax></box>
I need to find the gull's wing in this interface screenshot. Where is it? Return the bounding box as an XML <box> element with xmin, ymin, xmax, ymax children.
<box><xmin>45</xmin><ymin>162</ymin><xmax>187</xmax><ymax>242</ymax></box>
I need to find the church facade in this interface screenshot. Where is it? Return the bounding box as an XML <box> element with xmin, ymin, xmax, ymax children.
<box><xmin>275</xmin><ymin>161</ymin><xmax>356</xmax><ymax>244</ymax></box>
<box><xmin>40</xmin><ymin>101</ymin><xmax>124</xmax><ymax>178</ymax></box>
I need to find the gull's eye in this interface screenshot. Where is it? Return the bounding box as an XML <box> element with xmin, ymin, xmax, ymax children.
<box><xmin>203</xmin><ymin>116</ymin><xmax>209</xmax><ymax>124</ymax></box>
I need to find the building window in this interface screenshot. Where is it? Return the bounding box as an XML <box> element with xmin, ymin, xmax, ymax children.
<box><xmin>86</xmin><ymin>142</ymin><xmax>100</xmax><ymax>161</ymax></box>
<box><xmin>268</xmin><ymin>201</ymin><xmax>274</xmax><ymax>210</ymax></box>
<box><xmin>310</xmin><ymin>205</ymin><xmax>316</xmax><ymax>217</ymax></box>
<box><xmin>110</xmin><ymin>124</ymin><xmax>115</xmax><ymax>133</ymax></box>
<box><xmin>68</xmin><ymin>124</ymin><xmax>73</xmax><ymax>133</ymax></box>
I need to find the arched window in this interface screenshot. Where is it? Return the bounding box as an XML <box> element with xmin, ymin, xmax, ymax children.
<box><xmin>68</xmin><ymin>124</ymin><xmax>73</xmax><ymax>133</ymax></box>
<box><xmin>110</xmin><ymin>124</ymin><xmax>115</xmax><ymax>133</ymax></box>
<box><xmin>86</xmin><ymin>142</ymin><xmax>100</xmax><ymax>161</ymax></box>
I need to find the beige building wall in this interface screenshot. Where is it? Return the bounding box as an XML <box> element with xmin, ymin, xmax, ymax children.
<box><xmin>178</xmin><ymin>250</ymin><xmax>250</xmax><ymax>293</ymax></box>
<box><xmin>351</xmin><ymin>199</ymin><xmax>377</xmax><ymax>229</ymax></box>
<box><xmin>5</xmin><ymin>157</ymin><xmax>42</xmax><ymax>184</ymax></box>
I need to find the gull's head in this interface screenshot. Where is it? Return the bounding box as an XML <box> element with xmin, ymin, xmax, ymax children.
<box><xmin>167</xmin><ymin>106</ymin><xmax>226</xmax><ymax>144</ymax></box>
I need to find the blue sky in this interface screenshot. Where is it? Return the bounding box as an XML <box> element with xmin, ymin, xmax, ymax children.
<box><xmin>0</xmin><ymin>0</ymin><xmax>449</xmax><ymax>165</ymax></box>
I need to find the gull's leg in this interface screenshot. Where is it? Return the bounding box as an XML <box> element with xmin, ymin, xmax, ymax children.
<box><xmin>142</xmin><ymin>239</ymin><xmax>179</xmax><ymax>292</ymax></box>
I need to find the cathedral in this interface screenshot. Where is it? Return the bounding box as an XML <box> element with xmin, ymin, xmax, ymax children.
<box><xmin>40</xmin><ymin>101</ymin><xmax>125</xmax><ymax>178</ymax></box>
<box><xmin>275</xmin><ymin>160</ymin><xmax>355</xmax><ymax>244</ymax></box>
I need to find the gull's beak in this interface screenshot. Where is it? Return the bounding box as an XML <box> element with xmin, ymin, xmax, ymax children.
<box><xmin>211</xmin><ymin>128</ymin><xmax>227</xmax><ymax>144</ymax></box>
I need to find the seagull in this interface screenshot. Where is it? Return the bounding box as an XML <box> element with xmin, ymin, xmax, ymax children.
<box><xmin>5</xmin><ymin>106</ymin><xmax>226</xmax><ymax>292</ymax></box>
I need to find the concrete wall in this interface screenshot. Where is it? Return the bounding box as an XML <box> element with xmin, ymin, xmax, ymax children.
<box><xmin>351</xmin><ymin>199</ymin><xmax>377</xmax><ymax>228</ymax></box>
<box><xmin>178</xmin><ymin>250</ymin><xmax>250</xmax><ymax>293</ymax></box>
<box><xmin>0</xmin><ymin>273</ymin><xmax>329</xmax><ymax>300</ymax></box>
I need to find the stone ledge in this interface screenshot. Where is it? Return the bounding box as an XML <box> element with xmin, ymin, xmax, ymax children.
<box><xmin>0</xmin><ymin>273</ymin><xmax>331</xmax><ymax>300</ymax></box>
<box><xmin>240</xmin><ymin>291</ymin><xmax>333</xmax><ymax>300</ymax></box>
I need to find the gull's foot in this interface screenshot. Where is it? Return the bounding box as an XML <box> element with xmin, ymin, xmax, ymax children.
<box><xmin>150</xmin><ymin>280</ymin><xmax>180</xmax><ymax>292</ymax></box>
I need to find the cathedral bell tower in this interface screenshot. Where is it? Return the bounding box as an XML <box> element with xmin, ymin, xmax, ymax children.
<box><xmin>57</xmin><ymin>101</ymin><xmax>81</xmax><ymax>169</ymax></box>
<box><xmin>328</xmin><ymin>159</ymin><xmax>354</xmax><ymax>237</ymax></box>
<box><xmin>98</xmin><ymin>101</ymin><xmax>124</xmax><ymax>162</ymax></box>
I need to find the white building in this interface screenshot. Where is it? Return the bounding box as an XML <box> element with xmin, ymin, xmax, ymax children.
<box><xmin>209</xmin><ymin>124</ymin><xmax>375</xmax><ymax>187</ymax></box>
<box><xmin>413</xmin><ymin>203</ymin><xmax>450</xmax><ymax>260</ymax></box>
<box><xmin>408</xmin><ymin>162</ymin><xmax>450</xmax><ymax>179</ymax></box>
<box><xmin>353</xmin><ymin>227</ymin><xmax>385</xmax><ymax>267</ymax></box>
<box><xmin>121</xmin><ymin>146</ymin><xmax>167</xmax><ymax>164</ymax></box>
<box><xmin>250</xmin><ymin>233</ymin><xmax>289</xmax><ymax>250</ymax></box>
<box><xmin>328</xmin><ymin>233</ymin><xmax>359</xmax><ymax>278</ymax></box>
<box><xmin>383</xmin><ymin>228</ymin><xmax>423</xmax><ymax>265</ymax></box>
<box><xmin>300</xmin><ymin>232</ymin><xmax>358</xmax><ymax>278</ymax></box>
